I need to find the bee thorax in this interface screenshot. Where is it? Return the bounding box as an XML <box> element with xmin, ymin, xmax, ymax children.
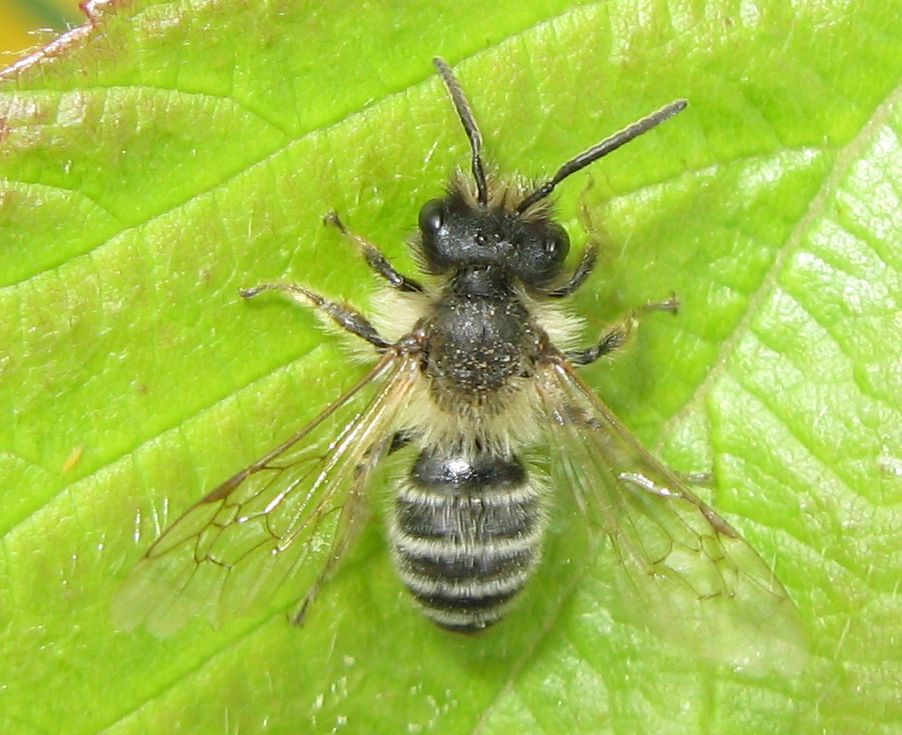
<box><xmin>390</xmin><ymin>449</ymin><xmax>546</xmax><ymax>632</ymax></box>
<box><xmin>423</xmin><ymin>278</ymin><xmax>541</xmax><ymax>412</ymax></box>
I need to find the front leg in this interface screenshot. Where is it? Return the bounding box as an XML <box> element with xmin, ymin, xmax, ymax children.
<box><xmin>324</xmin><ymin>211</ymin><xmax>424</xmax><ymax>293</ymax></box>
<box><xmin>240</xmin><ymin>283</ymin><xmax>391</xmax><ymax>350</ymax></box>
<box><xmin>537</xmin><ymin>244</ymin><xmax>598</xmax><ymax>299</ymax></box>
<box><xmin>566</xmin><ymin>295</ymin><xmax>679</xmax><ymax>365</ymax></box>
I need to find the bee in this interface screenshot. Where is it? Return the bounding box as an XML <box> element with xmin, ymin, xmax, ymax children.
<box><xmin>115</xmin><ymin>58</ymin><xmax>796</xmax><ymax>645</ymax></box>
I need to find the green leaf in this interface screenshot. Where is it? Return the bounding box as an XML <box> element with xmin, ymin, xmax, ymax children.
<box><xmin>1</xmin><ymin>1</ymin><xmax>899</xmax><ymax>733</ymax></box>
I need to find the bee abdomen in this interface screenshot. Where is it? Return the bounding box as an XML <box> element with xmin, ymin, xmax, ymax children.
<box><xmin>390</xmin><ymin>450</ymin><xmax>545</xmax><ymax>633</ymax></box>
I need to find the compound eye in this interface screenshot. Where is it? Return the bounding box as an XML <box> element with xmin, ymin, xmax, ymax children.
<box><xmin>544</xmin><ymin>224</ymin><xmax>569</xmax><ymax>261</ymax></box>
<box><xmin>418</xmin><ymin>198</ymin><xmax>444</xmax><ymax>235</ymax></box>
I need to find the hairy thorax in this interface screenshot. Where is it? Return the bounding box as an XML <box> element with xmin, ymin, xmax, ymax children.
<box><xmin>427</xmin><ymin>291</ymin><xmax>536</xmax><ymax>395</ymax></box>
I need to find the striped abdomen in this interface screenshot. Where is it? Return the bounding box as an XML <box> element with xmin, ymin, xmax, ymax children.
<box><xmin>390</xmin><ymin>449</ymin><xmax>545</xmax><ymax>632</ymax></box>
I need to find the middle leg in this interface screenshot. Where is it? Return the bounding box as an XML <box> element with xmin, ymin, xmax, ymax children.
<box><xmin>240</xmin><ymin>282</ymin><xmax>391</xmax><ymax>350</ymax></box>
<box><xmin>566</xmin><ymin>295</ymin><xmax>679</xmax><ymax>365</ymax></box>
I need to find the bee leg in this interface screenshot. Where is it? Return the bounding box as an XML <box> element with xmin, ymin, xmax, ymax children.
<box><xmin>324</xmin><ymin>211</ymin><xmax>425</xmax><ymax>293</ymax></box>
<box><xmin>388</xmin><ymin>429</ymin><xmax>414</xmax><ymax>454</ymax></box>
<box><xmin>290</xmin><ymin>483</ymin><xmax>372</xmax><ymax>626</ymax></box>
<box><xmin>676</xmin><ymin>470</ymin><xmax>714</xmax><ymax>486</ymax></box>
<box><xmin>537</xmin><ymin>244</ymin><xmax>598</xmax><ymax>298</ymax></box>
<box><xmin>565</xmin><ymin>294</ymin><xmax>679</xmax><ymax>365</ymax></box>
<box><xmin>537</xmin><ymin>187</ymin><xmax>601</xmax><ymax>300</ymax></box>
<box><xmin>240</xmin><ymin>282</ymin><xmax>391</xmax><ymax>349</ymax></box>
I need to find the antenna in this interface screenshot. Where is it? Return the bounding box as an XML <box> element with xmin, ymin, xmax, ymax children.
<box><xmin>433</xmin><ymin>57</ymin><xmax>489</xmax><ymax>207</ymax></box>
<box><xmin>516</xmin><ymin>99</ymin><xmax>688</xmax><ymax>214</ymax></box>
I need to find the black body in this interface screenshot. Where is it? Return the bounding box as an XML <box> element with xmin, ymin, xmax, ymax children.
<box><xmin>392</xmin><ymin>213</ymin><xmax>554</xmax><ymax>630</ymax></box>
<box><xmin>392</xmin><ymin>450</ymin><xmax>542</xmax><ymax>631</ymax></box>
<box><xmin>382</xmin><ymin>60</ymin><xmax>685</xmax><ymax>632</ymax></box>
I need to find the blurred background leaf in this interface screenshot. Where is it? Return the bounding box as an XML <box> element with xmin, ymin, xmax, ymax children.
<box><xmin>0</xmin><ymin>0</ymin><xmax>79</xmax><ymax>58</ymax></box>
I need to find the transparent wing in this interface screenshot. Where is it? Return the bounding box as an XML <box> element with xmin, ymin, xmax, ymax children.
<box><xmin>113</xmin><ymin>351</ymin><xmax>420</xmax><ymax>637</ymax></box>
<box><xmin>536</xmin><ymin>359</ymin><xmax>806</xmax><ymax>674</ymax></box>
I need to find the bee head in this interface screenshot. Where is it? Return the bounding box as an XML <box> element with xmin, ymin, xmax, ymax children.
<box><xmin>425</xmin><ymin>57</ymin><xmax>687</xmax><ymax>288</ymax></box>
<box><xmin>416</xmin><ymin>190</ymin><xmax>569</xmax><ymax>287</ymax></box>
